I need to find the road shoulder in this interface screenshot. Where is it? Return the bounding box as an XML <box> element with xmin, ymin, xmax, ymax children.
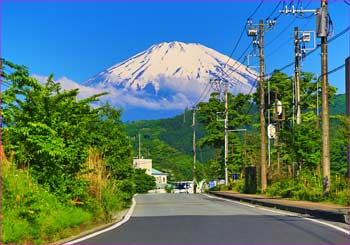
<box><xmin>209</xmin><ymin>191</ymin><xmax>350</xmax><ymax>228</ymax></box>
<box><xmin>54</xmin><ymin>196</ymin><xmax>136</xmax><ymax>244</ymax></box>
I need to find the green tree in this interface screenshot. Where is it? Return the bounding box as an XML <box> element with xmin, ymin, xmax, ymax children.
<box><xmin>133</xmin><ymin>169</ymin><xmax>156</xmax><ymax>193</ymax></box>
<box><xmin>197</xmin><ymin>91</ymin><xmax>252</xmax><ymax>180</ymax></box>
<box><xmin>2</xmin><ymin>59</ymin><xmax>133</xmax><ymax>202</ymax></box>
<box><xmin>330</xmin><ymin>116</ymin><xmax>349</xmax><ymax>176</ymax></box>
<box><xmin>257</xmin><ymin>70</ymin><xmax>336</xmax><ymax>177</ymax></box>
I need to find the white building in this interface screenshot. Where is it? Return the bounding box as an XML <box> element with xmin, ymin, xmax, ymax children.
<box><xmin>133</xmin><ymin>158</ymin><xmax>168</xmax><ymax>188</ymax></box>
<box><xmin>133</xmin><ymin>158</ymin><xmax>152</xmax><ymax>175</ymax></box>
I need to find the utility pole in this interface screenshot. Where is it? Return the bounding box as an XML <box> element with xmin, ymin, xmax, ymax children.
<box><xmin>320</xmin><ymin>0</ymin><xmax>330</xmax><ymax>195</ymax></box>
<box><xmin>259</xmin><ymin>20</ymin><xmax>267</xmax><ymax>191</ymax></box>
<box><xmin>267</xmin><ymin>76</ymin><xmax>271</xmax><ymax>168</ymax></box>
<box><xmin>224</xmin><ymin>81</ymin><xmax>229</xmax><ymax>185</ymax></box>
<box><xmin>294</xmin><ymin>26</ymin><xmax>301</xmax><ymax>124</ymax></box>
<box><xmin>213</xmin><ymin>78</ymin><xmax>229</xmax><ymax>185</ymax></box>
<box><xmin>247</xmin><ymin>18</ymin><xmax>276</xmax><ymax>191</ymax></box>
<box><xmin>138</xmin><ymin>132</ymin><xmax>141</xmax><ymax>159</ymax></box>
<box><xmin>346</xmin><ymin>57</ymin><xmax>350</xmax><ymax>180</ymax></box>
<box><xmin>192</xmin><ymin>107</ymin><xmax>197</xmax><ymax>193</ymax></box>
<box><xmin>316</xmin><ymin>73</ymin><xmax>319</xmax><ymax>129</ymax></box>
<box><xmin>0</xmin><ymin>58</ymin><xmax>2</xmax><ymax>245</ymax></box>
<box><xmin>279</xmin><ymin>0</ymin><xmax>330</xmax><ymax>196</ymax></box>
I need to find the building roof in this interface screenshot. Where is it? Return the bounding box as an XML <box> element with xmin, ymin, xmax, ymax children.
<box><xmin>152</xmin><ymin>168</ymin><xmax>168</xmax><ymax>175</ymax></box>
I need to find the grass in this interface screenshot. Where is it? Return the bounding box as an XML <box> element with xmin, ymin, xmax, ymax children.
<box><xmin>209</xmin><ymin>171</ymin><xmax>349</xmax><ymax>206</ymax></box>
<box><xmin>2</xmin><ymin>151</ymin><xmax>132</xmax><ymax>244</ymax></box>
<box><xmin>264</xmin><ymin>171</ymin><xmax>350</xmax><ymax>206</ymax></box>
<box><xmin>2</xmin><ymin>160</ymin><xmax>93</xmax><ymax>244</ymax></box>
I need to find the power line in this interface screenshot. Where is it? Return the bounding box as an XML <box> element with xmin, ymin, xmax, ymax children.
<box><xmin>266</xmin><ymin>1</ymin><xmax>282</xmax><ymax>20</ymax></box>
<box><xmin>192</xmin><ymin>0</ymin><xmax>265</xmax><ymax>108</ymax></box>
<box><xmin>223</xmin><ymin>25</ymin><xmax>248</xmax><ymax>70</ymax></box>
<box><xmin>264</xmin><ymin>16</ymin><xmax>314</xmax><ymax>60</ymax></box>
<box><xmin>249</xmin><ymin>16</ymin><xmax>313</xmax><ymax>67</ymax></box>
<box><xmin>223</xmin><ymin>0</ymin><xmax>265</xmax><ymax>69</ymax></box>
<box><xmin>244</xmin><ymin>24</ymin><xmax>349</xmax><ymax>115</ymax></box>
<box><xmin>266</xmin><ymin>25</ymin><xmax>350</xmax><ymax>76</ymax></box>
<box><xmin>318</xmin><ymin>63</ymin><xmax>346</xmax><ymax>79</ymax></box>
<box><xmin>192</xmin><ymin>44</ymin><xmax>252</xmax><ymax>109</ymax></box>
<box><xmin>265</xmin><ymin>0</ymin><xmax>312</xmax><ymax>48</ymax></box>
<box><xmin>243</xmin><ymin>62</ymin><xmax>345</xmax><ymax>118</ymax></box>
<box><xmin>191</xmin><ymin>80</ymin><xmax>212</xmax><ymax>108</ymax></box>
<box><xmin>224</xmin><ymin>43</ymin><xmax>253</xmax><ymax>78</ymax></box>
<box><xmin>193</xmin><ymin>43</ymin><xmax>254</xmax><ymax>108</ymax></box>
<box><xmin>272</xmin><ymin>1</ymin><xmax>293</xmax><ymax>21</ymax></box>
<box><xmin>248</xmin><ymin>0</ymin><xmax>265</xmax><ymax>20</ymax></box>
<box><xmin>328</xmin><ymin>25</ymin><xmax>350</xmax><ymax>42</ymax></box>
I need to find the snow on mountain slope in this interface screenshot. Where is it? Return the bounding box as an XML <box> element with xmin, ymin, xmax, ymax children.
<box><xmin>83</xmin><ymin>41</ymin><xmax>258</xmax><ymax>112</ymax></box>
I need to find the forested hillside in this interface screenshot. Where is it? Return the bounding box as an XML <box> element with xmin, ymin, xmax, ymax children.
<box><xmin>126</xmin><ymin>70</ymin><xmax>348</xmax><ymax>207</ymax></box>
<box><xmin>125</xmin><ymin>111</ymin><xmax>214</xmax><ymax>181</ymax></box>
<box><xmin>125</xmin><ymin>92</ymin><xmax>347</xmax><ymax>181</ymax></box>
<box><xmin>330</xmin><ymin>94</ymin><xmax>346</xmax><ymax>115</ymax></box>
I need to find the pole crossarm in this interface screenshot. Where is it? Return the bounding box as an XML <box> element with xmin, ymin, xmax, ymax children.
<box><xmin>227</xmin><ymin>129</ymin><xmax>247</xmax><ymax>132</ymax></box>
<box><xmin>279</xmin><ymin>5</ymin><xmax>319</xmax><ymax>15</ymax></box>
<box><xmin>247</xmin><ymin>18</ymin><xmax>277</xmax><ymax>30</ymax></box>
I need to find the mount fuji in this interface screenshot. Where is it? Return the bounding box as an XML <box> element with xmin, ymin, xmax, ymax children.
<box><xmin>82</xmin><ymin>41</ymin><xmax>258</xmax><ymax>121</ymax></box>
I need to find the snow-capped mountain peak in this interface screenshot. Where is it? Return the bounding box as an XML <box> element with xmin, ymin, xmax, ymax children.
<box><xmin>82</xmin><ymin>41</ymin><xmax>257</xmax><ymax>120</ymax></box>
<box><xmin>84</xmin><ymin>41</ymin><xmax>257</xmax><ymax>94</ymax></box>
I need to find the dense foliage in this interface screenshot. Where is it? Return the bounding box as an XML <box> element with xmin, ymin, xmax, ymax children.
<box><xmin>1</xmin><ymin>60</ymin><xmax>155</xmax><ymax>244</ymax></box>
<box><xmin>124</xmin><ymin>69</ymin><xmax>349</xmax><ymax>205</ymax></box>
<box><xmin>134</xmin><ymin>169</ymin><xmax>157</xmax><ymax>193</ymax></box>
<box><xmin>125</xmin><ymin>76</ymin><xmax>348</xmax><ymax>200</ymax></box>
<box><xmin>3</xmin><ymin>58</ymin><xmax>347</xmax><ymax>244</ymax></box>
<box><xmin>2</xmin><ymin>161</ymin><xmax>92</xmax><ymax>244</ymax></box>
<box><xmin>197</xmin><ymin>70</ymin><xmax>348</xmax><ymax>204</ymax></box>
<box><xmin>197</xmin><ymin>91</ymin><xmax>255</xmax><ymax>179</ymax></box>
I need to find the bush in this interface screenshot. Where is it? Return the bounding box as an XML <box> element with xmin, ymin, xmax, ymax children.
<box><xmin>265</xmin><ymin>170</ymin><xmax>349</xmax><ymax>205</ymax></box>
<box><xmin>116</xmin><ymin>179</ymin><xmax>135</xmax><ymax>208</ymax></box>
<box><xmin>101</xmin><ymin>180</ymin><xmax>122</xmax><ymax>218</ymax></box>
<box><xmin>218</xmin><ymin>184</ymin><xmax>230</xmax><ymax>191</ymax></box>
<box><xmin>2</xmin><ymin>162</ymin><xmax>92</xmax><ymax>244</ymax></box>
<box><xmin>231</xmin><ymin>180</ymin><xmax>245</xmax><ymax>193</ymax></box>
<box><xmin>164</xmin><ymin>184</ymin><xmax>174</xmax><ymax>193</ymax></box>
<box><xmin>134</xmin><ymin>169</ymin><xmax>156</xmax><ymax>193</ymax></box>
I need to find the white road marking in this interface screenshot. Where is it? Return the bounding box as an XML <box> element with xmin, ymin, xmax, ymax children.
<box><xmin>64</xmin><ymin>195</ymin><xmax>137</xmax><ymax>244</ymax></box>
<box><xmin>205</xmin><ymin>193</ymin><xmax>350</xmax><ymax>235</ymax></box>
<box><xmin>203</xmin><ymin>193</ymin><xmax>256</xmax><ymax>208</ymax></box>
<box><xmin>302</xmin><ymin>215</ymin><xmax>350</xmax><ymax>235</ymax></box>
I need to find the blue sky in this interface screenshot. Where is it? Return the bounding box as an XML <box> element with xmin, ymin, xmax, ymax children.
<box><xmin>2</xmin><ymin>0</ymin><xmax>350</xmax><ymax>95</ymax></box>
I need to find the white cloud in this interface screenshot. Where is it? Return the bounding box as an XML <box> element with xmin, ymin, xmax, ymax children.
<box><xmin>31</xmin><ymin>74</ymin><xmax>105</xmax><ymax>99</ymax></box>
<box><xmin>30</xmin><ymin>74</ymin><xmax>191</xmax><ymax>110</ymax></box>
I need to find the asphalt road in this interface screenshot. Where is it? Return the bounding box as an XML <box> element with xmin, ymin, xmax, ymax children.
<box><xmin>74</xmin><ymin>193</ymin><xmax>349</xmax><ymax>244</ymax></box>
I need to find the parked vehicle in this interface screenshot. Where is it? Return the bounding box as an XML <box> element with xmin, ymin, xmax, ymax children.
<box><xmin>172</xmin><ymin>181</ymin><xmax>193</xmax><ymax>193</ymax></box>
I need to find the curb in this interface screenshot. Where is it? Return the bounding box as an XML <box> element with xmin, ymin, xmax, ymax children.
<box><xmin>54</xmin><ymin>196</ymin><xmax>136</xmax><ymax>244</ymax></box>
<box><xmin>209</xmin><ymin>191</ymin><xmax>349</xmax><ymax>224</ymax></box>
